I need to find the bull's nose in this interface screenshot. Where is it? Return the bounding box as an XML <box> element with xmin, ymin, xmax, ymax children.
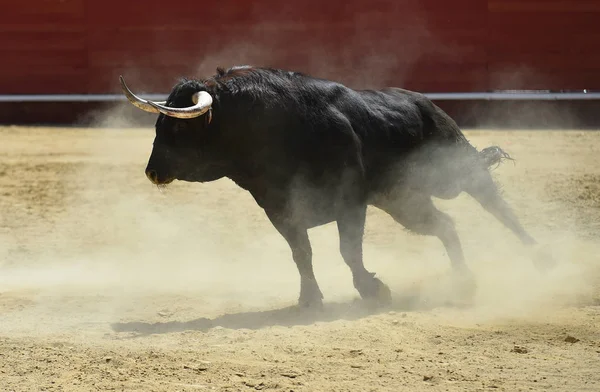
<box><xmin>146</xmin><ymin>169</ymin><xmax>158</xmax><ymax>184</ymax></box>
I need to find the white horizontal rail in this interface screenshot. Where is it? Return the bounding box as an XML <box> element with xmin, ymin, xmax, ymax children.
<box><xmin>424</xmin><ymin>92</ymin><xmax>600</xmax><ymax>100</ymax></box>
<box><xmin>0</xmin><ymin>92</ymin><xmax>599</xmax><ymax>103</ymax></box>
<box><xmin>0</xmin><ymin>94</ymin><xmax>169</xmax><ymax>103</ymax></box>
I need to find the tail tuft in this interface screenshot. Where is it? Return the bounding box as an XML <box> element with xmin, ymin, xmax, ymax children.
<box><xmin>479</xmin><ymin>146</ymin><xmax>515</xmax><ymax>169</ymax></box>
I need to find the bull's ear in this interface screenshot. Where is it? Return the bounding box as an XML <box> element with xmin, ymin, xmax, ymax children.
<box><xmin>216</xmin><ymin>67</ymin><xmax>226</xmax><ymax>76</ymax></box>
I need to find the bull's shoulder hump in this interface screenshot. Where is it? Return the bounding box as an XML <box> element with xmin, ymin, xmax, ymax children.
<box><xmin>353</xmin><ymin>88</ymin><xmax>425</xmax><ymax>112</ymax></box>
<box><xmin>379</xmin><ymin>87</ymin><xmax>429</xmax><ymax>102</ymax></box>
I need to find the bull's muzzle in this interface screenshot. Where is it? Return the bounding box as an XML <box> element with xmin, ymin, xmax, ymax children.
<box><xmin>146</xmin><ymin>169</ymin><xmax>159</xmax><ymax>184</ymax></box>
<box><xmin>145</xmin><ymin>168</ymin><xmax>175</xmax><ymax>185</ymax></box>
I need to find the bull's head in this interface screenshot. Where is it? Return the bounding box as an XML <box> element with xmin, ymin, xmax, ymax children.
<box><xmin>120</xmin><ymin>76</ymin><xmax>226</xmax><ymax>185</ymax></box>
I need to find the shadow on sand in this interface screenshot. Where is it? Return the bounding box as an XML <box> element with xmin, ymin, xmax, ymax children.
<box><xmin>111</xmin><ymin>290</ymin><xmax>471</xmax><ymax>337</ymax></box>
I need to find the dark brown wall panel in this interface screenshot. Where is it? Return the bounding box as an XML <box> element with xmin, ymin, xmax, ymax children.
<box><xmin>85</xmin><ymin>1</ymin><xmax>258</xmax><ymax>28</ymax></box>
<box><xmin>0</xmin><ymin>0</ymin><xmax>86</xmax><ymax>94</ymax></box>
<box><xmin>1</xmin><ymin>69</ymin><xmax>87</xmax><ymax>95</ymax></box>
<box><xmin>487</xmin><ymin>0</ymin><xmax>600</xmax><ymax>90</ymax></box>
<box><xmin>488</xmin><ymin>1</ymin><xmax>600</xmax><ymax>13</ymax></box>
<box><xmin>0</xmin><ymin>0</ymin><xmax>84</xmax><ymax>25</ymax></box>
<box><xmin>0</xmin><ymin>0</ymin><xmax>599</xmax><ymax>96</ymax></box>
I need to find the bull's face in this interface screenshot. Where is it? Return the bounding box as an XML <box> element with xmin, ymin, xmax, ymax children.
<box><xmin>120</xmin><ymin>77</ymin><xmax>224</xmax><ymax>185</ymax></box>
<box><xmin>146</xmin><ymin>111</ymin><xmax>224</xmax><ymax>185</ymax></box>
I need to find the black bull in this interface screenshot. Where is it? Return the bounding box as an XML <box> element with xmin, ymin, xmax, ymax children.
<box><xmin>121</xmin><ymin>66</ymin><xmax>544</xmax><ymax>308</ymax></box>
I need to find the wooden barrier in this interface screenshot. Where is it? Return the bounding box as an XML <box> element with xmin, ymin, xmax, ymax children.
<box><xmin>1</xmin><ymin>0</ymin><xmax>599</xmax><ymax>126</ymax></box>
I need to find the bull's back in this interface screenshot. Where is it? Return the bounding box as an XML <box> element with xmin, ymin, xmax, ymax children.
<box><xmin>250</xmin><ymin>72</ymin><xmax>473</xmax><ymax>200</ymax></box>
<box><xmin>342</xmin><ymin>87</ymin><xmax>474</xmax><ymax>196</ymax></box>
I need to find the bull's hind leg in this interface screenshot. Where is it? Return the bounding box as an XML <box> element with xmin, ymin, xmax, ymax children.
<box><xmin>463</xmin><ymin>168</ymin><xmax>536</xmax><ymax>246</ymax></box>
<box><xmin>375</xmin><ymin>193</ymin><xmax>471</xmax><ymax>275</ymax></box>
<box><xmin>336</xmin><ymin>205</ymin><xmax>392</xmax><ymax>305</ymax></box>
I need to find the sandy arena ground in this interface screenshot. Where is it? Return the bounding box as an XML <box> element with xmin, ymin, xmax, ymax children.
<box><xmin>0</xmin><ymin>125</ymin><xmax>599</xmax><ymax>391</ymax></box>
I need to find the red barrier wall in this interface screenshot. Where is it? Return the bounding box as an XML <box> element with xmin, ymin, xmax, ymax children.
<box><xmin>1</xmin><ymin>0</ymin><xmax>599</xmax><ymax>95</ymax></box>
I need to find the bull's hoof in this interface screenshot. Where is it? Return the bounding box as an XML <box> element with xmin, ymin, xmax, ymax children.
<box><xmin>452</xmin><ymin>264</ymin><xmax>475</xmax><ymax>280</ymax></box>
<box><xmin>297</xmin><ymin>278</ymin><xmax>324</xmax><ymax>309</ymax></box>
<box><xmin>298</xmin><ymin>288</ymin><xmax>324</xmax><ymax>309</ymax></box>
<box><xmin>298</xmin><ymin>296</ymin><xmax>323</xmax><ymax>310</ymax></box>
<box><xmin>356</xmin><ymin>275</ymin><xmax>393</xmax><ymax>306</ymax></box>
<box><xmin>530</xmin><ymin>244</ymin><xmax>557</xmax><ymax>274</ymax></box>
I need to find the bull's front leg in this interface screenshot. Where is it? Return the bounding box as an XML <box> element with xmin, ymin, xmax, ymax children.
<box><xmin>264</xmin><ymin>210</ymin><xmax>324</xmax><ymax>308</ymax></box>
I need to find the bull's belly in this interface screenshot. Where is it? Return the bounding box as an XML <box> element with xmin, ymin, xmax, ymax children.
<box><xmin>367</xmin><ymin>158</ymin><xmax>467</xmax><ymax>201</ymax></box>
<box><xmin>285</xmin><ymin>186</ymin><xmax>342</xmax><ymax>228</ymax></box>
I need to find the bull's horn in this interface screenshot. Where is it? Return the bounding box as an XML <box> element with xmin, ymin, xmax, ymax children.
<box><xmin>119</xmin><ymin>75</ymin><xmax>166</xmax><ymax>113</ymax></box>
<box><xmin>146</xmin><ymin>91</ymin><xmax>213</xmax><ymax>119</ymax></box>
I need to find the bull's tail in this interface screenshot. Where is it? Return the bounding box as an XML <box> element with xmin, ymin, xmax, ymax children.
<box><xmin>478</xmin><ymin>145</ymin><xmax>515</xmax><ymax>170</ymax></box>
<box><xmin>463</xmin><ymin>146</ymin><xmax>536</xmax><ymax>247</ymax></box>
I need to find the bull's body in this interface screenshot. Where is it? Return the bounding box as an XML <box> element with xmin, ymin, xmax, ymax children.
<box><xmin>123</xmin><ymin>66</ymin><xmax>537</xmax><ymax>307</ymax></box>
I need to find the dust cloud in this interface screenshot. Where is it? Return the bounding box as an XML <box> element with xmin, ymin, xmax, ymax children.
<box><xmin>1</xmin><ymin>117</ymin><xmax>598</xmax><ymax>341</ymax></box>
<box><xmin>0</xmin><ymin>120</ymin><xmax>298</xmax><ymax>337</ymax></box>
